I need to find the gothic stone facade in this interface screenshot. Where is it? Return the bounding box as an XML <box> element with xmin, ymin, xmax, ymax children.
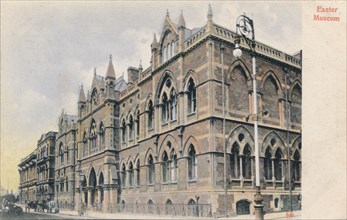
<box><xmin>73</xmin><ymin>10</ymin><xmax>302</xmax><ymax>216</ymax></box>
<box><xmin>55</xmin><ymin>111</ymin><xmax>78</xmax><ymax>208</ymax></box>
<box><xmin>18</xmin><ymin>8</ymin><xmax>302</xmax><ymax>217</ymax></box>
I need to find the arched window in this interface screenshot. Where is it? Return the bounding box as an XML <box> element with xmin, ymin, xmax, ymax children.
<box><xmin>236</xmin><ymin>200</ymin><xmax>250</xmax><ymax>215</ymax></box>
<box><xmin>291</xmin><ymin>84</ymin><xmax>302</xmax><ymax>124</ymax></box>
<box><xmin>262</xmin><ymin>75</ymin><xmax>280</xmax><ymax>121</ymax></box>
<box><xmin>274</xmin><ymin>198</ymin><xmax>279</xmax><ymax>208</ymax></box>
<box><xmin>99</xmin><ymin>173</ymin><xmax>104</xmax><ymax>204</ymax></box>
<box><xmin>148</xmin><ymin>155</ymin><xmax>155</xmax><ymax>184</ymax></box>
<box><xmin>242</xmin><ymin>145</ymin><xmax>252</xmax><ymax>179</ymax></box>
<box><xmin>188</xmin><ymin>145</ymin><xmax>197</xmax><ymax>180</ymax></box>
<box><xmin>66</xmin><ymin>177</ymin><xmax>69</xmax><ymax>192</ymax></box>
<box><xmin>128</xmin><ymin>162</ymin><xmax>134</xmax><ymax>187</ymax></box>
<box><xmin>230</xmin><ymin>66</ymin><xmax>249</xmax><ymax>112</ymax></box>
<box><xmin>147</xmin><ymin>199</ymin><xmax>154</xmax><ymax>214</ymax></box>
<box><xmin>169</xmin><ymin>90</ymin><xmax>177</xmax><ymax>121</ymax></box>
<box><xmin>162</xmin><ymin>152</ymin><xmax>169</xmax><ymax>183</ymax></box>
<box><xmin>148</xmin><ymin>100</ymin><xmax>154</xmax><ymax>129</ymax></box>
<box><xmin>165</xmin><ymin>199</ymin><xmax>173</xmax><ymax>215</ymax></box>
<box><xmin>128</xmin><ymin>115</ymin><xmax>134</xmax><ymax>141</ymax></box>
<box><xmin>230</xmin><ymin>143</ymin><xmax>240</xmax><ymax>178</ymax></box>
<box><xmin>83</xmin><ymin>132</ymin><xmax>88</xmax><ymax>156</ymax></box>
<box><xmin>121</xmin><ymin>119</ymin><xmax>126</xmax><ymax>143</ymax></box>
<box><xmin>59</xmin><ymin>143</ymin><xmax>64</xmax><ymax>165</ymax></box>
<box><xmin>170</xmin><ymin>149</ymin><xmax>177</xmax><ymax>181</ymax></box>
<box><xmin>136</xmin><ymin>160</ymin><xmax>140</xmax><ymax>186</ymax></box>
<box><xmin>274</xmin><ymin>149</ymin><xmax>283</xmax><ymax>180</ymax></box>
<box><xmin>90</xmin><ymin>120</ymin><xmax>97</xmax><ymax>151</ymax></box>
<box><xmin>293</xmin><ymin>150</ymin><xmax>301</xmax><ymax>181</ymax></box>
<box><xmin>121</xmin><ymin>164</ymin><xmax>126</xmax><ymax>188</ymax></box>
<box><xmin>66</xmin><ymin>146</ymin><xmax>69</xmax><ymax>162</ymax></box>
<box><xmin>264</xmin><ymin>147</ymin><xmax>272</xmax><ymax>180</ymax></box>
<box><xmin>99</xmin><ymin>123</ymin><xmax>105</xmax><ymax>149</ymax></box>
<box><xmin>162</xmin><ymin>93</ymin><xmax>169</xmax><ymax>123</ymax></box>
<box><xmin>187</xmin><ymin>79</ymin><xmax>197</xmax><ymax>113</ymax></box>
<box><xmin>136</xmin><ymin>110</ymin><xmax>140</xmax><ymax>138</ymax></box>
<box><xmin>91</xmin><ymin>88</ymin><xmax>98</xmax><ymax>107</ymax></box>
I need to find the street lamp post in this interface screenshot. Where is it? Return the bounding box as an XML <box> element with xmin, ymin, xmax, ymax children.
<box><xmin>233</xmin><ymin>14</ymin><xmax>264</xmax><ymax>220</ymax></box>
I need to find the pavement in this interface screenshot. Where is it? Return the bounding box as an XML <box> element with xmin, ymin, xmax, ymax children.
<box><xmin>53</xmin><ymin>209</ymin><xmax>301</xmax><ymax>220</ymax></box>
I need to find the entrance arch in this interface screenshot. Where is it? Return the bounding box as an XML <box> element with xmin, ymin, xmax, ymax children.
<box><xmin>89</xmin><ymin>168</ymin><xmax>97</xmax><ymax>205</ymax></box>
<box><xmin>236</xmin><ymin>200</ymin><xmax>251</xmax><ymax>215</ymax></box>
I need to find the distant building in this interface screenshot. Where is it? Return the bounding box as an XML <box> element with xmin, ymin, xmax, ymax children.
<box><xmin>18</xmin><ymin>6</ymin><xmax>302</xmax><ymax>217</ymax></box>
<box><xmin>36</xmin><ymin>131</ymin><xmax>57</xmax><ymax>202</ymax></box>
<box><xmin>54</xmin><ymin>110</ymin><xmax>78</xmax><ymax>208</ymax></box>
<box><xmin>18</xmin><ymin>151</ymin><xmax>37</xmax><ymax>202</ymax></box>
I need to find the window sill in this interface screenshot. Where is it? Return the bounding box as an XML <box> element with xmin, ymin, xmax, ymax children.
<box><xmin>148</xmin><ymin>183</ymin><xmax>155</xmax><ymax>186</ymax></box>
<box><xmin>188</xmin><ymin>179</ymin><xmax>197</xmax><ymax>183</ymax></box>
<box><xmin>161</xmin><ymin>122</ymin><xmax>168</xmax><ymax>126</ymax></box>
<box><xmin>170</xmin><ymin>119</ymin><xmax>177</xmax><ymax>123</ymax></box>
<box><xmin>148</xmin><ymin>128</ymin><xmax>154</xmax><ymax>132</ymax></box>
<box><xmin>187</xmin><ymin>112</ymin><xmax>196</xmax><ymax>117</ymax></box>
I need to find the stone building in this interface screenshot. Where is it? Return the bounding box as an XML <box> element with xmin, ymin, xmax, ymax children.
<box><xmin>18</xmin><ymin>6</ymin><xmax>302</xmax><ymax>217</ymax></box>
<box><xmin>18</xmin><ymin>151</ymin><xmax>37</xmax><ymax>203</ymax></box>
<box><xmin>36</xmin><ymin>131</ymin><xmax>57</xmax><ymax>202</ymax></box>
<box><xmin>54</xmin><ymin>110</ymin><xmax>78</xmax><ymax>208</ymax></box>
<box><xmin>74</xmin><ymin>7</ymin><xmax>302</xmax><ymax>216</ymax></box>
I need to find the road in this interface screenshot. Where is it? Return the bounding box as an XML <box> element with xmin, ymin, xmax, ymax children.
<box><xmin>0</xmin><ymin>211</ymin><xmax>90</xmax><ymax>219</ymax></box>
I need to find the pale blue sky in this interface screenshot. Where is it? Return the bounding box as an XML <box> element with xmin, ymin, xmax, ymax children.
<box><xmin>1</xmin><ymin>1</ymin><xmax>301</xmax><ymax>191</ymax></box>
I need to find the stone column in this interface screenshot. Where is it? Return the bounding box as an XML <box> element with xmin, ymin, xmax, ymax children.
<box><xmin>98</xmin><ymin>187</ymin><xmax>102</xmax><ymax>209</ymax></box>
<box><xmin>239</xmin><ymin>155</ymin><xmax>244</xmax><ymax>188</ymax></box>
<box><xmin>87</xmin><ymin>188</ymin><xmax>92</xmax><ymax>207</ymax></box>
<box><xmin>271</xmin><ymin>158</ymin><xmax>275</xmax><ymax>181</ymax></box>
<box><xmin>251</xmin><ymin>156</ymin><xmax>255</xmax><ymax>187</ymax></box>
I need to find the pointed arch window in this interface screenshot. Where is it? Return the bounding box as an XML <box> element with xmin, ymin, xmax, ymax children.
<box><xmin>66</xmin><ymin>146</ymin><xmax>69</xmax><ymax>162</ymax></box>
<box><xmin>242</xmin><ymin>145</ymin><xmax>252</xmax><ymax>179</ymax></box>
<box><xmin>187</xmin><ymin>79</ymin><xmax>197</xmax><ymax>113</ymax></box>
<box><xmin>188</xmin><ymin>145</ymin><xmax>197</xmax><ymax>180</ymax></box>
<box><xmin>82</xmin><ymin>131</ymin><xmax>88</xmax><ymax>157</ymax></box>
<box><xmin>162</xmin><ymin>93</ymin><xmax>169</xmax><ymax>123</ymax></box>
<box><xmin>169</xmin><ymin>90</ymin><xmax>177</xmax><ymax>121</ymax></box>
<box><xmin>264</xmin><ymin>147</ymin><xmax>272</xmax><ymax>180</ymax></box>
<box><xmin>136</xmin><ymin>110</ymin><xmax>140</xmax><ymax>138</ymax></box>
<box><xmin>59</xmin><ymin>143</ymin><xmax>64</xmax><ymax>165</ymax></box>
<box><xmin>170</xmin><ymin>149</ymin><xmax>177</xmax><ymax>181</ymax></box>
<box><xmin>121</xmin><ymin>119</ymin><xmax>126</xmax><ymax>143</ymax></box>
<box><xmin>90</xmin><ymin>120</ymin><xmax>97</xmax><ymax>152</ymax></box>
<box><xmin>148</xmin><ymin>155</ymin><xmax>155</xmax><ymax>184</ymax></box>
<box><xmin>148</xmin><ymin>100</ymin><xmax>154</xmax><ymax>130</ymax></box>
<box><xmin>293</xmin><ymin>150</ymin><xmax>301</xmax><ymax>181</ymax></box>
<box><xmin>99</xmin><ymin>123</ymin><xmax>105</xmax><ymax>149</ymax></box>
<box><xmin>66</xmin><ymin>177</ymin><xmax>69</xmax><ymax>192</ymax></box>
<box><xmin>275</xmin><ymin>149</ymin><xmax>283</xmax><ymax>180</ymax></box>
<box><xmin>121</xmin><ymin>164</ymin><xmax>126</xmax><ymax>188</ymax></box>
<box><xmin>162</xmin><ymin>151</ymin><xmax>169</xmax><ymax>183</ymax></box>
<box><xmin>136</xmin><ymin>160</ymin><xmax>140</xmax><ymax>186</ymax></box>
<box><xmin>230</xmin><ymin>143</ymin><xmax>240</xmax><ymax>178</ymax></box>
<box><xmin>99</xmin><ymin>173</ymin><xmax>104</xmax><ymax>204</ymax></box>
<box><xmin>128</xmin><ymin>162</ymin><xmax>134</xmax><ymax>187</ymax></box>
<box><xmin>128</xmin><ymin>115</ymin><xmax>134</xmax><ymax>141</ymax></box>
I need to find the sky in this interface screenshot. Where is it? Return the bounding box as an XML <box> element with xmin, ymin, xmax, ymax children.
<box><xmin>0</xmin><ymin>1</ymin><xmax>301</xmax><ymax>192</ymax></box>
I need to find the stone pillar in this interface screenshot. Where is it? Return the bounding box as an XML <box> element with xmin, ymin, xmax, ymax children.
<box><xmin>251</xmin><ymin>156</ymin><xmax>255</xmax><ymax>187</ymax></box>
<box><xmin>87</xmin><ymin>188</ymin><xmax>92</xmax><ymax>207</ymax></box>
<box><xmin>254</xmin><ymin>186</ymin><xmax>265</xmax><ymax>220</ymax></box>
<box><xmin>239</xmin><ymin>155</ymin><xmax>244</xmax><ymax>187</ymax></box>
<box><xmin>103</xmin><ymin>187</ymin><xmax>110</xmax><ymax>212</ymax></box>
<box><xmin>98</xmin><ymin>188</ymin><xmax>102</xmax><ymax>208</ymax></box>
<box><xmin>271</xmin><ymin>158</ymin><xmax>276</xmax><ymax>182</ymax></box>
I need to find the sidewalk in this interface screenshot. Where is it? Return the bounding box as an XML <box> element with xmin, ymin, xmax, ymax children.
<box><xmin>57</xmin><ymin>209</ymin><xmax>301</xmax><ymax>220</ymax></box>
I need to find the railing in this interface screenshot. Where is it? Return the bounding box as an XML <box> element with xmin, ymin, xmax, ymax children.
<box><xmin>109</xmin><ymin>203</ymin><xmax>212</xmax><ymax>217</ymax></box>
<box><xmin>185</xmin><ymin>28</ymin><xmax>207</xmax><ymax>48</ymax></box>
